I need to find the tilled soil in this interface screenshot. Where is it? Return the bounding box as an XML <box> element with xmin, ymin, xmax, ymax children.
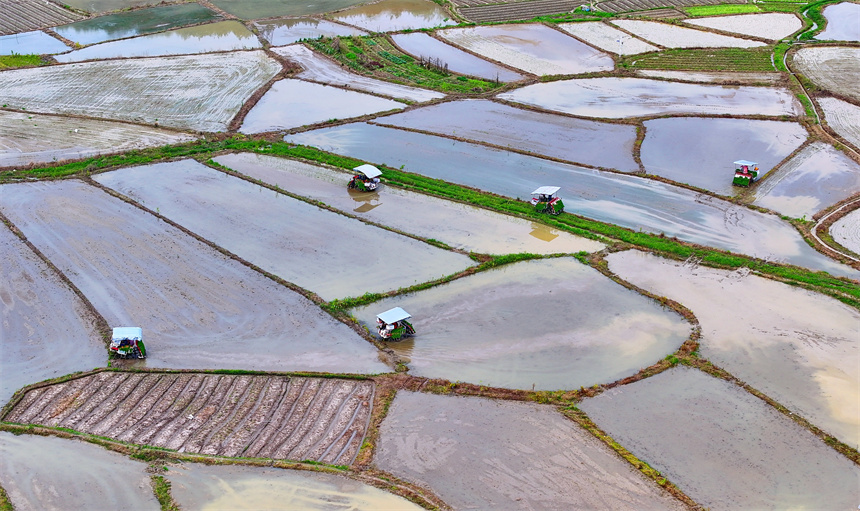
<box><xmin>792</xmin><ymin>46</ymin><xmax>860</xmax><ymax>104</ymax></box>
<box><xmin>5</xmin><ymin>373</ymin><xmax>375</xmax><ymax>465</ymax></box>
<box><xmin>0</xmin><ymin>0</ymin><xmax>82</xmax><ymax>36</ymax></box>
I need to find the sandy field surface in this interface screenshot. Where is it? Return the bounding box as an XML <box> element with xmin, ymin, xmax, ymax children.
<box><xmin>213</xmin><ymin>152</ymin><xmax>603</xmax><ymax>255</ymax></box>
<box><xmin>831</xmin><ymin>208</ymin><xmax>860</xmax><ymax>255</ymax></box>
<box><xmin>0</xmin><ymin>432</ymin><xmax>158</xmax><ymax>510</ymax></box>
<box><xmin>819</xmin><ymin>96</ymin><xmax>860</xmax><ymax>149</ymax></box>
<box><xmin>684</xmin><ymin>13</ymin><xmax>802</xmax><ymax>41</ymax></box>
<box><xmin>273</xmin><ymin>45</ymin><xmax>444</xmax><ymax>103</ymax></box>
<box><xmin>558</xmin><ymin>21</ymin><xmax>659</xmax><ymax>55</ymax></box>
<box><xmin>376</xmin><ymin>391</ymin><xmax>686</xmax><ymax>510</ymax></box>
<box><xmin>580</xmin><ymin>367</ymin><xmax>860</xmax><ymax>509</ymax></box>
<box><xmin>0</xmin><ymin>0</ymin><xmax>82</xmax><ymax>36</ymax></box>
<box><xmin>168</xmin><ymin>463</ymin><xmax>423</xmax><ymax>510</ymax></box>
<box><xmin>0</xmin><ymin>51</ymin><xmax>281</xmax><ymax>132</ymax></box>
<box><xmin>0</xmin><ymin>111</ymin><xmax>197</xmax><ymax>168</ymax></box>
<box><xmin>792</xmin><ymin>46</ymin><xmax>860</xmax><ymax>103</ymax></box>
<box><xmin>607</xmin><ymin>250</ymin><xmax>860</xmax><ymax>448</ymax></box>
<box><xmin>256</xmin><ymin>18</ymin><xmax>367</xmax><ymax>46</ymax></box>
<box><xmin>390</xmin><ymin>32</ymin><xmax>524</xmax><ymax>82</ymax></box>
<box><xmin>610</xmin><ymin>19</ymin><xmax>766</xmax><ymax>48</ymax></box>
<box><xmin>634</xmin><ymin>69</ymin><xmax>783</xmax><ymax>84</ymax></box>
<box><xmin>0</xmin><ymin>179</ymin><xmax>388</xmax><ymax>374</ymax></box>
<box><xmin>817</xmin><ymin>2</ymin><xmax>860</xmax><ymax>41</ymax></box>
<box><xmin>332</xmin><ymin>0</ymin><xmax>456</xmax><ymax>32</ymax></box>
<box><xmin>96</xmin><ymin>159</ymin><xmax>474</xmax><ymax>301</ymax></box>
<box><xmin>7</xmin><ymin>373</ymin><xmax>374</xmax><ymax>464</ymax></box>
<box><xmin>0</xmin><ymin>225</ymin><xmax>104</xmax><ymax>404</ymax></box>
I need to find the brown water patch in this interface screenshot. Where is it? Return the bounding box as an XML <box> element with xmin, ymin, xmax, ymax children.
<box><xmin>333</xmin><ymin>0</ymin><xmax>456</xmax><ymax>32</ymax></box>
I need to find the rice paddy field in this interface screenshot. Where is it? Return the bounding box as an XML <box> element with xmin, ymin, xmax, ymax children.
<box><xmin>1</xmin><ymin>0</ymin><xmax>859</xmax><ymax>508</ymax></box>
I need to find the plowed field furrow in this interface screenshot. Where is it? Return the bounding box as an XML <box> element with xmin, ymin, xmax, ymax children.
<box><xmin>271</xmin><ymin>380</ymin><xmax>338</xmax><ymax>460</ymax></box>
<box><xmin>204</xmin><ymin>377</ymin><xmax>270</xmax><ymax>456</ymax></box>
<box><xmin>248</xmin><ymin>378</ymin><xmax>321</xmax><ymax>458</ymax></box>
<box><xmin>0</xmin><ymin>1</ymin><xmax>82</xmax><ymax>35</ymax></box>
<box><xmin>15</xmin><ymin>385</ymin><xmax>71</xmax><ymax>424</ymax></box>
<box><xmin>241</xmin><ymin>378</ymin><xmax>306</xmax><ymax>457</ymax></box>
<box><xmin>218</xmin><ymin>378</ymin><xmax>289</xmax><ymax>456</ymax></box>
<box><xmin>5</xmin><ymin>387</ymin><xmax>46</xmax><ymax>422</ymax></box>
<box><xmin>121</xmin><ymin>374</ymin><xmax>204</xmax><ymax>443</ymax></box>
<box><xmin>322</xmin><ymin>396</ymin><xmax>372</xmax><ymax>464</ymax></box>
<box><xmin>598</xmin><ymin>0</ymin><xmax>741</xmax><ymax>12</ymax></box>
<box><xmin>286</xmin><ymin>382</ymin><xmax>359</xmax><ymax>460</ymax></box>
<box><xmin>43</xmin><ymin>372</ymin><xmax>118</xmax><ymax>428</ymax></box>
<box><xmin>304</xmin><ymin>384</ymin><xmax>365</xmax><ymax>461</ymax></box>
<box><xmin>89</xmin><ymin>374</ymin><xmax>164</xmax><ymax>436</ymax></box>
<box><xmin>75</xmin><ymin>373</ymin><xmax>147</xmax><ymax>431</ymax></box>
<box><xmin>181</xmin><ymin>376</ymin><xmax>253</xmax><ymax>454</ymax></box>
<box><xmin>23</xmin><ymin>377</ymin><xmax>92</xmax><ymax>425</ymax></box>
<box><xmin>461</xmin><ymin>0</ymin><xmax>579</xmax><ymax>22</ymax></box>
<box><xmin>105</xmin><ymin>374</ymin><xmax>180</xmax><ymax>436</ymax></box>
<box><xmin>163</xmin><ymin>376</ymin><xmax>234</xmax><ymax>451</ymax></box>
<box><xmin>147</xmin><ymin>375</ymin><xmax>223</xmax><ymax>447</ymax></box>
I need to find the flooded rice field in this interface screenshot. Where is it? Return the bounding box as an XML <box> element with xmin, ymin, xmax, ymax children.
<box><xmin>209</xmin><ymin>0</ymin><xmax>366</xmax><ymax>19</ymax></box>
<box><xmin>0</xmin><ymin>225</ymin><xmax>104</xmax><ymax>404</ymax></box>
<box><xmin>0</xmin><ymin>0</ymin><xmax>82</xmax><ymax>36</ymax></box>
<box><xmin>240</xmin><ymin>79</ymin><xmax>405</xmax><ymax>133</ymax></box>
<box><xmin>633</xmin><ymin>69</ymin><xmax>784</xmax><ymax>84</ymax></box>
<box><xmin>274</xmin><ymin>45</ymin><xmax>445</xmax><ymax>102</ymax></box>
<box><xmin>753</xmin><ymin>141</ymin><xmax>860</xmax><ymax>218</ymax></box>
<box><xmin>351</xmin><ymin>258</ymin><xmax>691</xmax><ymax>390</ymax></box>
<box><xmin>497</xmin><ymin>77</ymin><xmax>802</xmax><ymax>118</ymax></box>
<box><xmin>817</xmin><ymin>2</ymin><xmax>860</xmax><ymax>41</ymax></box>
<box><xmin>55</xmin><ymin>21</ymin><xmax>261</xmax><ymax>63</ymax></box>
<box><xmin>286</xmin><ymin>123</ymin><xmax>857</xmax><ymax>276</ymax></box>
<box><xmin>333</xmin><ymin>0</ymin><xmax>456</xmax><ymax>32</ymax></box>
<box><xmin>256</xmin><ymin>18</ymin><xmax>367</xmax><ymax>46</ymax></box>
<box><xmin>607</xmin><ymin>250</ymin><xmax>860</xmax><ymax>448</ymax></box>
<box><xmin>640</xmin><ymin>117</ymin><xmax>807</xmax><ymax>196</ymax></box>
<box><xmin>0</xmin><ymin>31</ymin><xmax>68</xmax><ymax>56</ymax></box>
<box><xmin>213</xmin><ymin>152</ymin><xmax>604</xmax><ymax>255</ymax></box>
<box><xmin>390</xmin><ymin>32</ymin><xmax>524</xmax><ymax>82</ymax></box>
<box><xmin>437</xmin><ymin>24</ymin><xmax>615</xmax><ymax>76</ymax></box>
<box><xmin>95</xmin><ymin>159</ymin><xmax>473</xmax><ymax>301</ymax></box>
<box><xmin>557</xmin><ymin>22</ymin><xmax>659</xmax><ymax>55</ymax></box>
<box><xmin>0</xmin><ymin>111</ymin><xmax>197</xmax><ymax>168</ymax></box>
<box><xmin>0</xmin><ymin>51</ymin><xmax>280</xmax><ymax>132</ymax></box>
<box><xmin>580</xmin><ymin>367</ymin><xmax>860</xmax><ymax>509</ymax></box>
<box><xmin>792</xmin><ymin>46</ymin><xmax>860</xmax><ymax>103</ymax></box>
<box><xmin>0</xmin><ymin>432</ymin><xmax>158</xmax><ymax>510</ymax></box>
<box><xmin>373</xmin><ymin>99</ymin><xmax>640</xmax><ymax>171</ymax></box>
<box><xmin>53</xmin><ymin>3</ymin><xmax>221</xmax><ymax>46</ymax></box>
<box><xmin>609</xmin><ymin>19</ymin><xmax>766</xmax><ymax>48</ymax></box>
<box><xmin>0</xmin><ymin>179</ymin><xmax>388</xmax><ymax>374</ymax></box>
<box><xmin>684</xmin><ymin>13</ymin><xmax>803</xmax><ymax>41</ymax></box>
<box><xmin>831</xmin><ymin>209</ymin><xmax>860</xmax><ymax>255</ymax></box>
<box><xmin>167</xmin><ymin>463</ymin><xmax>422</xmax><ymax>510</ymax></box>
<box><xmin>376</xmin><ymin>391</ymin><xmax>686</xmax><ymax>510</ymax></box>
<box><xmin>7</xmin><ymin>373</ymin><xmax>374</xmax><ymax>464</ymax></box>
<box><xmin>62</xmin><ymin>0</ymin><xmax>163</xmax><ymax>14</ymax></box>
<box><xmin>819</xmin><ymin>96</ymin><xmax>860</xmax><ymax>149</ymax></box>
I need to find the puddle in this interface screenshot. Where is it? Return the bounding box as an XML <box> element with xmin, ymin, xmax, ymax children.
<box><xmin>54</xmin><ymin>3</ymin><xmax>221</xmax><ymax>46</ymax></box>
<box><xmin>374</xmin><ymin>99</ymin><xmax>639</xmax><ymax>171</ymax></box>
<box><xmin>819</xmin><ymin>97</ymin><xmax>860</xmax><ymax>150</ymax></box>
<box><xmin>286</xmin><ymin>123</ymin><xmax>858</xmax><ymax>277</ymax></box>
<box><xmin>209</xmin><ymin>0</ymin><xmax>367</xmax><ymax>19</ymax></box>
<box><xmin>558</xmin><ymin>21</ymin><xmax>659</xmax><ymax>55</ymax></box>
<box><xmin>255</xmin><ymin>17</ymin><xmax>366</xmax><ymax>46</ymax></box>
<box><xmin>55</xmin><ymin>21</ymin><xmax>261</xmax><ymax>62</ymax></box>
<box><xmin>0</xmin><ymin>224</ymin><xmax>104</xmax><ymax>404</ymax></box>
<box><xmin>634</xmin><ymin>69</ymin><xmax>784</xmax><ymax>84</ymax></box>
<box><xmin>792</xmin><ymin>46</ymin><xmax>860</xmax><ymax>103</ymax></box>
<box><xmin>609</xmin><ymin>19</ymin><xmax>766</xmax><ymax>48</ymax></box>
<box><xmin>333</xmin><ymin>0</ymin><xmax>456</xmax><ymax>32</ymax></box>
<box><xmin>376</xmin><ymin>391</ymin><xmax>686</xmax><ymax>510</ymax></box>
<box><xmin>95</xmin><ymin>159</ymin><xmax>474</xmax><ymax>301</ymax></box>
<box><xmin>0</xmin><ymin>180</ymin><xmax>388</xmax><ymax>374</ymax></box>
<box><xmin>0</xmin><ymin>432</ymin><xmax>158</xmax><ymax>509</ymax></box>
<box><xmin>240</xmin><ymin>79</ymin><xmax>405</xmax><ymax>133</ymax></box>
<box><xmin>438</xmin><ymin>23</ymin><xmax>614</xmax><ymax>76</ymax></box>
<box><xmin>580</xmin><ymin>367</ymin><xmax>860</xmax><ymax>509</ymax></box>
<box><xmin>273</xmin><ymin>45</ymin><xmax>444</xmax><ymax>102</ymax></box>
<box><xmin>0</xmin><ymin>51</ymin><xmax>280</xmax><ymax>132</ymax></box>
<box><xmin>213</xmin><ymin>152</ymin><xmax>603</xmax><ymax>255</ymax></box>
<box><xmin>0</xmin><ymin>30</ymin><xmax>69</xmax><ymax>55</ymax></box>
<box><xmin>683</xmin><ymin>13</ymin><xmax>802</xmax><ymax>41</ymax></box>
<box><xmin>753</xmin><ymin>142</ymin><xmax>860</xmax><ymax>218</ymax></box>
<box><xmin>167</xmin><ymin>463</ymin><xmax>423</xmax><ymax>510</ymax></box>
<box><xmin>607</xmin><ymin>250</ymin><xmax>860</xmax><ymax>448</ymax></box>
<box><xmin>817</xmin><ymin>2</ymin><xmax>860</xmax><ymax>41</ymax></box>
<box><xmin>391</xmin><ymin>32</ymin><xmax>523</xmax><ymax>82</ymax></box>
<box><xmin>351</xmin><ymin>258</ymin><xmax>690</xmax><ymax>390</ymax></box>
<box><xmin>641</xmin><ymin>117</ymin><xmax>807</xmax><ymax>196</ymax></box>
<box><xmin>831</xmin><ymin>209</ymin><xmax>860</xmax><ymax>255</ymax></box>
<box><xmin>498</xmin><ymin>77</ymin><xmax>802</xmax><ymax>118</ymax></box>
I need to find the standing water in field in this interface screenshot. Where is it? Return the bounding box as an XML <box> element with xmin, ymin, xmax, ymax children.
<box><xmin>333</xmin><ymin>0</ymin><xmax>456</xmax><ymax>32</ymax></box>
<box><xmin>255</xmin><ymin>18</ymin><xmax>366</xmax><ymax>46</ymax></box>
<box><xmin>390</xmin><ymin>33</ymin><xmax>523</xmax><ymax>82</ymax></box>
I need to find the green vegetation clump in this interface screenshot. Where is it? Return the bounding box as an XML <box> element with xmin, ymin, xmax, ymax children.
<box><xmin>531</xmin><ymin>11</ymin><xmax>613</xmax><ymax>22</ymax></box>
<box><xmin>619</xmin><ymin>47</ymin><xmax>776</xmax><ymax>72</ymax></box>
<box><xmin>151</xmin><ymin>475</ymin><xmax>180</xmax><ymax>511</ymax></box>
<box><xmin>684</xmin><ymin>4</ymin><xmax>761</xmax><ymax>16</ymax></box>
<box><xmin>0</xmin><ymin>54</ymin><xmax>46</xmax><ymax>69</ymax></box>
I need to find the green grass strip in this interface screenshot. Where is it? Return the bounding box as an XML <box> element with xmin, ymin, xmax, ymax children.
<box><xmin>685</xmin><ymin>4</ymin><xmax>761</xmax><ymax>16</ymax></box>
<box><xmin>0</xmin><ymin>54</ymin><xmax>46</xmax><ymax>70</ymax></box>
<box><xmin>0</xmin><ymin>483</ymin><xmax>13</xmax><ymax>511</ymax></box>
<box><xmin>151</xmin><ymin>475</ymin><xmax>180</xmax><ymax>511</ymax></box>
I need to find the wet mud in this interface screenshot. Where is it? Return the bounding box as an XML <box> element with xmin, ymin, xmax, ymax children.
<box><xmin>558</xmin><ymin>21</ymin><xmax>659</xmax><ymax>55</ymax></box>
<box><xmin>831</xmin><ymin>209</ymin><xmax>860</xmax><ymax>254</ymax></box>
<box><xmin>792</xmin><ymin>46</ymin><xmax>860</xmax><ymax>103</ymax></box>
<box><xmin>391</xmin><ymin>32</ymin><xmax>523</xmax><ymax>82</ymax></box>
<box><xmin>0</xmin><ymin>0</ymin><xmax>82</xmax><ymax>36</ymax></box>
<box><xmin>610</xmin><ymin>19</ymin><xmax>766</xmax><ymax>48</ymax></box>
<box><xmin>334</xmin><ymin>0</ymin><xmax>456</xmax><ymax>32</ymax></box>
<box><xmin>683</xmin><ymin>13</ymin><xmax>802</xmax><ymax>41</ymax></box>
<box><xmin>819</xmin><ymin>96</ymin><xmax>860</xmax><ymax>150</ymax></box>
<box><xmin>256</xmin><ymin>18</ymin><xmax>367</xmax><ymax>46</ymax></box>
<box><xmin>634</xmin><ymin>69</ymin><xmax>784</xmax><ymax>84</ymax></box>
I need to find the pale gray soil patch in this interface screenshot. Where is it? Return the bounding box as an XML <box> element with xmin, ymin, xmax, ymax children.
<box><xmin>817</xmin><ymin>2</ymin><xmax>860</xmax><ymax>41</ymax></box>
<box><xmin>0</xmin><ymin>0</ymin><xmax>82</xmax><ymax>36</ymax></box>
<box><xmin>0</xmin><ymin>180</ymin><xmax>388</xmax><ymax>373</ymax></box>
<box><xmin>7</xmin><ymin>374</ymin><xmax>374</xmax><ymax>464</ymax></box>
<box><xmin>792</xmin><ymin>46</ymin><xmax>860</xmax><ymax>103</ymax></box>
<box><xmin>610</xmin><ymin>19</ymin><xmax>766</xmax><ymax>48</ymax></box>
<box><xmin>0</xmin><ymin>224</ymin><xmax>104</xmax><ymax>404</ymax></box>
<box><xmin>333</xmin><ymin>0</ymin><xmax>456</xmax><ymax>32</ymax></box>
<box><xmin>0</xmin><ymin>30</ymin><xmax>69</xmax><ymax>55</ymax></box>
<box><xmin>213</xmin><ymin>152</ymin><xmax>603</xmax><ymax>255</ymax></box>
<box><xmin>373</xmin><ymin>99</ymin><xmax>640</xmax><ymax>171</ymax></box>
<box><xmin>256</xmin><ymin>18</ymin><xmax>367</xmax><ymax>46</ymax></box>
<box><xmin>351</xmin><ymin>258</ymin><xmax>691</xmax><ymax>390</ymax></box>
<box><xmin>607</xmin><ymin>250</ymin><xmax>860</xmax><ymax>448</ymax></box>
<box><xmin>0</xmin><ymin>51</ymin><xmax>280</xmax><ymax>132</ymax></box>
<box><xmin>273</xmin><ymin>45</ymin><xmax>445</xmax><ymax>103</ymax></box>
<box><xmin>831</xmin><ymin>209</ymin><xmax>860</xmax><ymax>254</ymax></box>
<box><xmin>0</xmin><ymin>432</ymin><xmax>158</xmax><ymax>510</ymax></box>
<box><xmin>391</xmin><ymin>32</ymin><xmax>523</xmax><ymax>82</ymax></box>
<box><xmin>753</xmin><ymin>141</ymin><xmax>860</xmax><ymax>218</ymax></box>
<box><xmin>634</xmin><ymin>69</ymin><xmax>783</xmax><ymax>84</ymax></box>
<box><xmin>459</xmin><ymin>0</ymin><xmax>581</xmax><ymax>23</ymax></box>
<box><xmin>96</xmin><ymin>159</ymin><xmax>473</xmax><ymax>301</ymax></box>
<box><xmin>641</xmin><ymin>117</ymin><xmax>807</xmax><ymax>196</ymax></box>
<box><xmin>168</xmin><ymin>463</ymin><xmax>423</xmax><ymax>510</ymax></box>
<box><xmin>597</xmin><ymin>0</ymin><xmax>744</xmax><ymax>14</ymax></box>
<box><xmin>0</xmin><ymin>111</ymin><xmax>198</xmax><ymax>168</ymax></box>
<box><xmin>210</xmin><ymin>0</ymin><xmax>367</xmax><ymax>19</ymax></box>
<box><xmin>498</xmin><ymin>77</ymin><xmax>802</xmax><ymax>118</ymax></box>
<box><xmin>558</xmin><ymin>21</ymin><xmax>659</xmax><ymax>55</ymax></box>
<box><xmin>376</xmin><ymin>391</ymin><xmax>686</xmax><ymax>510</ymax></box>
<box><xmin>580</xmin><ymin>367</ymin><xmax>860</xmax><ymax>509</ymax></box>
<box><xmin>820</xmin><ymin>96</ymin><xmax>860</xmax><ymax>149</ymax></box>
<box><xmin>684</xmin><ymin>13</ymin><xmax>802</xmax><ymax>41</ymax></box>
<box><xmin>240</xmin><ymin>79</ymin><xmax>405</xmax><ymax>133</ymax></box>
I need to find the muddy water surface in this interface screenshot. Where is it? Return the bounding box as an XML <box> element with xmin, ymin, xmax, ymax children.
<box><xmin>641</xmin><ymin>117</ymin><xmax>807</xmax><ymax>196</ymax></box>
<box><xmin>0</xmin><ymin>180</ymin><xmax>388</xmax><ymax>373</ymax></box>
<box><xmin>333</xmin><ymin>0</ymin><xmax>455</xmax><ymax>32</ymax></box>
<box><xmin>391</xmin><ymin>33</ymin><xmax>522</xmax><ymax>82</ymax></box>
<box><xmin>607</xmin><ymin>250</ymin><xmax>860</xmax><ymax>448</ymax></box>
<box><xmin>0</xmin><ymin>432</ymin><xmax>158</xmax><ymax>510</ymax></box>
<box><xmin>210</xmin><ymin>0</ymin><xmax>367</xmax><ymax>19</ymax></box>
<box><xmin>214</xmin><ymin>152</ymin><xmax>603</xmax><ymax>255</ymax></box>
<box><xmin>96</xmin><ymin>159</ymin><xmax>473</xmax><ymax>301</ymax></box>
<box><xmin>374</xmin><ymin>99</ymin><xmax>639</xmax><ymax>171</ymax></box>
<box><xmin>580</xmin><ymin>367</ymin><xmax>860</xmax><ymax>509</ymax></box>
<box><xmin>286</xmin><ymin>123</ymin><xmax>858</xmax><ymax>277</ymax></box>
<box><xmin>256</xmin><ymin>17</ymin><xmax>366</xmax><ymax>46</ymax></box>
<box><xmin>376</xmin><ymin>391</ymin><xmax>686</xmax><ymax>510</ymax></box>
<box><xmin>168</xmin><ymin>464</ymin><xmax>422</xmax><ymax>510</ymax></box>
<box><xmin>351</xmin><ymin>258</ymin><xmax>690</xmax><ymax>390</ymax></box>
<box><xmin>0</xmin><ymin>30</ymin><xmax>68</xmax><ymax>55</ymax></box>
<box><xmin>818</xmin><ymin>2</ymin><xmax>860</xmax><ymax>41</ymax></box>
<box><xmin>62</xmin><ymin>0</ymin><xmax>163</xmax><ymax>13</ymax></box>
